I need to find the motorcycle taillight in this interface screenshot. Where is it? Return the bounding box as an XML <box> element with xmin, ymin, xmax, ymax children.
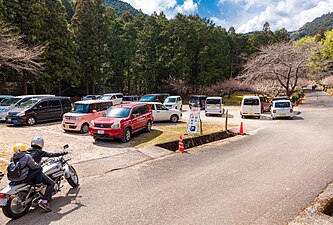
<box><xmin>0</xmin><ymin>193</ymin><xmax>6</xmax><ymax>199</ymax></box>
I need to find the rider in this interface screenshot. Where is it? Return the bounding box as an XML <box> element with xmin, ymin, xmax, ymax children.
<box><xmin>7</xmin><ymin>143</ymin><xmax>44</xmax><ymax>191</ymax></box>
<box><xmin>27</xmin><ymin>137</ymin><xmax>68</xmax><ymax>212</ymax></box>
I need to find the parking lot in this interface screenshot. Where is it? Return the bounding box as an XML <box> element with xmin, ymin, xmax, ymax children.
<box><xmin>0</xmin><ymin>104</ymin><xmax>301</xmax><ymax>172</ymax></box>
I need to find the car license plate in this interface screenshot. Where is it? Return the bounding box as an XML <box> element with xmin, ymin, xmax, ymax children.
<box><xmin>64</xmin><ymin>124</ymin><xmax>70</xmax><ymax>129</ymax></box>
<box><xmin>7</xmin><ymin>118</ymin><xmax>11</xmax><ymax>122</ymax></box>
<box><xmin>279</xmin><ymin>114</ymin><xmax>286</xmax><ymax>116</ymax></box>
<box><xmin>249</xmin><ymin>113</ymin><xmax>254</xmax><ymax>116</ymax></box>
<box><xmin>97</xmin><ymin>130</ymin><xmax>104</xmax><ymax>134</ymax></box>
<box><xmin>211</xmin><ymin>106</ymin><xmax>216</xmax><ymax>109</ymax></box>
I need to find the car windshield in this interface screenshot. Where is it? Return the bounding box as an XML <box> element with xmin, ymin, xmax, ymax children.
<box><xmin>104</xmin><ymin>107</ymin><xmax>131</xmax><ymax>118</ymax></box>
<box><xmin>73</xmin><ymin>104</ymin><xmax>90</xmax><ymax>113</ymax></box>
<box><xmin>19</xmin><ymin>99</ymin><xmax>39</xmax><ymax>109</ymax></box>
<box><xmin>1</xmin><ymin>97</ymin><xmax>21</xmax><ymax>106</ymax></box>
<box><xmin>275</xmin><ymin>102</ymin><xmax>290</xmax><ymax>108</ymax></box>
<box><xmin>165</xmin><ymin>98</ymin><xmax>176</xmax><ymax>103</ymax></box>
<box><xmin>206</xmin><ymin>99</ymin><xmax>221</xmax><ymax>104</ymax></box>
<box><xmin>140</xmin><ymin>95</ymin><xmax>155</xmax><ymax>102</ymax></box>
<box><xmin>243</xmin><ymin>99</ymin><xmax>259</xmax><ymax>105</ymax></box>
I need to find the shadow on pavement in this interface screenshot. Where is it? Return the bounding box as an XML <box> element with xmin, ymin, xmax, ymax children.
<box><xmin>6</xmin><ymin>188</ymin><xmax>84</xmax><ymax>225</ymax></box>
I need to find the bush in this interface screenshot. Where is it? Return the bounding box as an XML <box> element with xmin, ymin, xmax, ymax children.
<box><xmin>291</xmin><ymin>90</ymin><xmax>305</xmax><ymax>103</ymax></box>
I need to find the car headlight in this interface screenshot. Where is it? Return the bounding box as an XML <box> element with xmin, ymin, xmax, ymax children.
<box><xmin>90</xmin><ymin>120</ymin><xmax>95</xmax><ymax>126</ymax></box>
<box><xmin>17</xmin><ymin>111</ymin><xmax>25</xmax><ymax>116</ymax></box>
<box><xmin>111</xmin><ymin>122</ymin><xmax>120</xmax><ymax>128</ymax></box>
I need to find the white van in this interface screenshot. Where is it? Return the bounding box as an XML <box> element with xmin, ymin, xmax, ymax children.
<box><xmin>205</xmin><ymin>97</ymin><xmax>224</xmax><ymax>116</ymax></box>
<box><xmin>100</xmin><ymin>93</ymin><xmax>123</xmax><ymax>105</ymax></box>
<box><xmin>240</xmin><ymin>96</ymin><xmax>261</xmax><ymax>119</ymax></box>
<box><xmin>163</xmin><ymin>96</ymin><xmax>182</xmax><ymax>110</ymax></box>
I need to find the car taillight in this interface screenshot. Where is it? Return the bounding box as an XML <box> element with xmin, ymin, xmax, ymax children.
<box><xmin>0</xmin><ymin>193</ymin><xmax>6</xmax><ymax>199</ymax></box>
<box><xmin>273</xmin><ymin>110</ymin><xmax>276</xmax><ymax>113</ymax></box>
<box><xmin>290</xmin><ymin>109</ymin><xmax>293</xmax><ymax>113</ymax></box>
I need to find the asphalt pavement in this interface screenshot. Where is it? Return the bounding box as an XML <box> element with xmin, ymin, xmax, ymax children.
<box><xmin>1</xmin><ymin>89</ymin><xmax>333</xmax><ymax>224</ymax></box>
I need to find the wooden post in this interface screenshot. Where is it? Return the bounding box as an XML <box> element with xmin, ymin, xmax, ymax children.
<box><xmin>225</xmin><ymin>110</ymin><xmax>228</xmax><ymax>131</ymax></box>
<box><xmin>200</xmin><ymin>118</ymin><xmax>203</xmax><ymax>135</ymax></box>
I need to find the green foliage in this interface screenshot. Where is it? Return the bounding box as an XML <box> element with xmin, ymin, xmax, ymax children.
<box><xmin>291</xmin><ymin>12</ymin><xmax>333</xmax><ymax>40</ymax></box>
<box><xmin>105</xmin><ymin>0</ymin><xmax>145</xmax><ymax>18</ymax></box>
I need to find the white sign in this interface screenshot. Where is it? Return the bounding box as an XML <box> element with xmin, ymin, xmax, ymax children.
<box><xmin>188</xmin><ymin>107</ymin><xmax>200</xmax><ymax>134</ymax></box>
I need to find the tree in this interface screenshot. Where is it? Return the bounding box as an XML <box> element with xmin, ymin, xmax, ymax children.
<box><xmin>0</xmin><ymin>21</ymin><xmax>44</xmax><ymax>75</ymax></box>
<box><xmin>241</xmin><ymin>42</ymin><xmax>310</xmax><ymax>97</ymax></box>
<box><xmin>263</xmin><ymin>21</ymin><xmax>270</xmax><ymax>32</ymax></box>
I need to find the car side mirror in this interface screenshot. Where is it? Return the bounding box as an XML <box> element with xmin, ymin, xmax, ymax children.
<box><xmin>63</xmin><ymin>144</ymin><xmax>69</xmax><ymax>149</ymax></box>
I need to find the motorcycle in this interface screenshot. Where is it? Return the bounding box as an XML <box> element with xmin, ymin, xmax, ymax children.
<box><xmin>0</xmin><ymin>144</ymin><xmax>79</xmax><ymax>219</ymax></box>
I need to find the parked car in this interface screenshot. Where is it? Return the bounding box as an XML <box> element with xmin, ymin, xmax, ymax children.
<box><xmin>100</xmin><ymin>93</ymin><xmax>123</xmax><ymax>105</ymax></box>
<box><xmin>0</xmin><ymin>95</ymin><xmax>55</xmax><ymax>122</ymax></box>
<box><xmin>81</xmin><ymin>95</ymin><xmax>101</xmax><ymax>100</ymax></box>
<box><xmin>145</xmin><ymin>102</ymin><xmax>182</xmax><ymax>123</ymax></box>
<box><xmin>0</xmin><ymin>95</ymin><xmax>14</xmax><ymax>103</ymax></box>
<box><xmin>272</xmin><ymin>96</ymin><xmax>289</xmax><ymax>102</ymax></box>
<box><xmin>163</xmin><ymin>96</ymin><xmax>182</xmax><ymax>110</ymax></box>
<box><xmin>139</xmin><ymin>94</ymin><xmax>170</xmax><ymax>103</ymax></box>
<box><xmin>122</xmin><ymin>95</ymin><xmax>140</xmax><ymax>104</ymax></box>
<box><xmin>189</xmin><ymin>95</ymin><xmax>207</xmax><ymax>110</ymax></box>
<box><xmin>6</xmin><ymin>97</ymin><xmax>72</xmax><ymax>125</ymax></box>
<box><xmin>271</xmin><ymin>100</ymin><xmax>293</xmax><ymax>120</ymax></box>
<box><xmin>259</xmin><ymin>96</ymin><xmax>271</xmax><ymax>113</ymax></box>
<box><xmin>240</xmin><ymin>96</ymin><xmax>261</xmax><ymax>119</ymax></box>
<box><xmin>89</xmin><ymin>103</ymin><xmax>153</xmax><ymax>142</ymax></box>
<box><xmin>205</xmin><ymin>97</ymin><xmax>224</xmax><ymax>116</ymax></box>
<box><xmin>62</xmin><ymin>100</ymin><xmax>113</xmax><ymax>133</ymax></box>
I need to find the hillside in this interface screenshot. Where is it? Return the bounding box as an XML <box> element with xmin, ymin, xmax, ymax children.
<box><xmin>291</xmin><ymin>12</ymin><xmax>333</xmax><ymax>40</ymax></box>
<box><xmin>104</xmin><ymin>0</ymin><xmax>144</xmax><ymax>17</ymax></box>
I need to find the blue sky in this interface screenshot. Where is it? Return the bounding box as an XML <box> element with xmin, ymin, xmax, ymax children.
<box><xmin>122</xmin><ymin>0</ymin><xmax>333</xmax><ymax>33</ymax></box>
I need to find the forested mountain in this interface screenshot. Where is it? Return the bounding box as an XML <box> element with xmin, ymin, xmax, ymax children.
<box><xmin>291</xmin><ymin>12</ymin><xmax>333</xmax><ymax>40</ymax></box>
<box><xmin>105</xmin><ymin>0</ymin><xmax>144</xmax><ymax>17</ymax></box>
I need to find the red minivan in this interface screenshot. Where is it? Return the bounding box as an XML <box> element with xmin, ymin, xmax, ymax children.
<box><xmin>89</xmin><ymin>103</ymin><xmax>153</xmax><ymax>142</ymax></box>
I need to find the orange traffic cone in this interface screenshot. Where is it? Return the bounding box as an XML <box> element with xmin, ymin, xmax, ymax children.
<box><xmin>178</xmin><ymin>135</ymin><xmax>185</xmax><ymax>153</ymax></box>
<box><xmin>293</xmin><ymin>101</ymin><xmax>298</xmax><ymax>107</ymax></box>
<box><xmin>239</xmin><ymin>122</ymin><xmax>244</xmax><ymax>135</ymax></box>
<box><xmin>299</xmin><ymin>98</ymin><xmax>303</xmax><ymax>105</ymax></box>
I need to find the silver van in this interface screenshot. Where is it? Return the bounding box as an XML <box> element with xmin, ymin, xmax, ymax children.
<box><xmin>205</xmin><ymin>97</ymin><xmax>224</xmax><ymax>116</ymax></box>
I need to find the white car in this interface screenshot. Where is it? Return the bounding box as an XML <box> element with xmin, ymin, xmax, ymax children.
<box><xmin>163</xmin><ymin>96</ymin><xmax>182</xmax><ymax>110</ymax></box>
<box><xmin>240</xmin><ymin>96</ymin><xmax>261</xmax><ymax>119</ymax></box>
<box><xmin>100</xmin><ymin>93</ymin><xmax>123</xmax><ymax>105</ymax></box>
<box><xmin>145</xmin><ymin>102</ymin><xmax>182</xmax><ymax>123</ymax></box>
<box><xmin>205</xmin><ymin>97</ymin><xmax>224</xmax><ymax>116</ymax></box>
<box><xmin>271</xmin><ymin>100</ymin><xmax>293</xmax><ymax>120</ymax></box>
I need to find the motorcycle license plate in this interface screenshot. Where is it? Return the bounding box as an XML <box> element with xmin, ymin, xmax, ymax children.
<box><xmin>98</xmin><ymin>130</ymin><xmax>104</xmax><ymax>134</ymax></box>
<box><xmin>0</xmin><ymin>198</ymin><xmax>8</xmax><ymax>206</ymax></box>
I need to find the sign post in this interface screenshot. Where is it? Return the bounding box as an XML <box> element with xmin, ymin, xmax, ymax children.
<box><xmin>188</xmin><ymin>107</ymin><xmax>201</xmax><ymax>135</ymax></box>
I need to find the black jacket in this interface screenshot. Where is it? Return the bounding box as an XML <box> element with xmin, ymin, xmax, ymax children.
<box><xmin>27</xmin><ymin>146</ymin><xmax>65</xmax><ymax>164</ymax></box>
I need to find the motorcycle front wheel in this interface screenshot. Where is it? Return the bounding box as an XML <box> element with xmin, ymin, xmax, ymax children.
<box><xmin>2</xmin><ymin>191</ymin><xmax>32</xmax><ymax>219</ymax></box>
<box><xmin>66</xmin><ymin>166</ymin><xmax>79</xmax><ymax>188</ymax></box>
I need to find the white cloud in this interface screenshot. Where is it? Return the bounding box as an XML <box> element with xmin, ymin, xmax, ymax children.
<box><xmin>235</xmin><ymin>0</ymin><xmax>333</xmax><ymax>33</ymax></box>
<box><xmin>122</xmin><ymin>0</ymin><xmax>198</xmax><ymax>18</ymax></box>
<box><xmin>176</xmin><ymin>0</ymin><xmax>198</xmax><ymax>15</ymax></box>
<box><xmin>211</xmin><ymin>17</ymin><xmax>228</xmax><ymax>27</ymax></box>
<box><xmin>121</xmin><ymin>0</ymin><xmax>177</xmax><ymax>15</ymax></box>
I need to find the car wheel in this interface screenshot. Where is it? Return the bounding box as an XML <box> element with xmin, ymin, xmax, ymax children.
<box><xmin>145</xmin><ymin>120</ymin><xmax>152</xmax><ymax>132</ymax></box>
<box><xmin>27</xmin><ymin>116</ymin><xmax>36</xmax><ymax>126</ymax></box>
<box><xmin>80</xmin><ymin>123</ymin><xmax>89</xmax><ymax>133</ymax></box>
<box><xmin>122</xmin><ymin>128</ymin><xmax>131</xmax><ymax>143</ymax></box>
<box><xmin>241</xmin><ymin>115</ymin><xmax>244</xmax><ymax>119</ymax></box>
<box><xmin>170</xmin><ymin>115</ymin><xmax>179</xmax><ymax>123</ymax></box>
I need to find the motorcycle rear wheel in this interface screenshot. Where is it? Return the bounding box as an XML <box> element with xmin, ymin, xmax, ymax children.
<box><xmin>66</xmin><ymin>166</ymin><xmax>79</xmax><ymax>188</ymax></box>
<box><xmin>2</xmin><ymin>191</ymin><xmax>32</xmax><ymax>219</ymax></box>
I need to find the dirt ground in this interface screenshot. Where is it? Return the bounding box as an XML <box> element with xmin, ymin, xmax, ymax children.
<box><xmin>0</xmin><ymin>105</ymin><xmax>234</xmax><ymax>173</ymax></box>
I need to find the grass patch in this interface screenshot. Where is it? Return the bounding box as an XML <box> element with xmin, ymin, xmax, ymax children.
<box><xmin>131</xmin><ymin>122</ymin><xmax>228</xmax><ymax>149</ymax></box>
<box><xmin>223</xmin><ymin>93</ymin><xmax>253</xmax><ymax>105</ymax></box>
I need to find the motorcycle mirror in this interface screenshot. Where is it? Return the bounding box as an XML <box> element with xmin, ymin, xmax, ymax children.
<box><xmin>63</xmin><ymin>144</ymin><xmax>69</xmax><ymax>149</ymax></box>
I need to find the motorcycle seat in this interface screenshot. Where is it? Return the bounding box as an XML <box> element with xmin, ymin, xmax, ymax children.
<box><xmin>9</xmin><ymin>181</ymin><xmax>35</xmax><ymax>186</ymax></box>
